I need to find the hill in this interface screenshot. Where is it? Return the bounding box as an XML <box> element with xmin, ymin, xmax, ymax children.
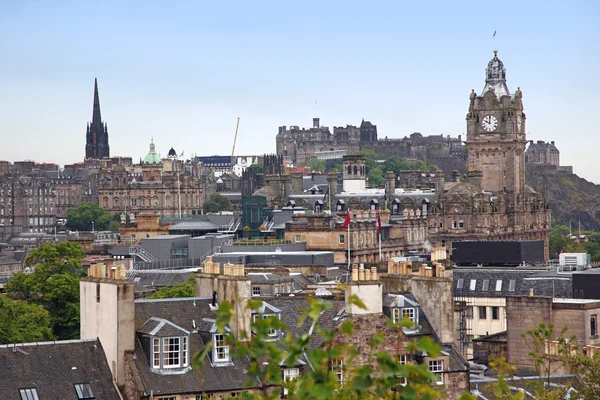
<box><xmin>526</xmin><ymin>167</ymin><xmax>600</xmax><ymax>231</ymax></box>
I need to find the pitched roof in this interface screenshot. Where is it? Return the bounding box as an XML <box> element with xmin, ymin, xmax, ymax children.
<box><xmin>0</xmin><ymin>339</ymin><xmax>120</xmax><ymax>399</ymax></box>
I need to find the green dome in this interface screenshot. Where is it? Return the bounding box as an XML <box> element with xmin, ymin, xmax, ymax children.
<box><xmin>143</xmin><ymin>140</ymin><xmax>162</xmax><ymax>165</ymax></box>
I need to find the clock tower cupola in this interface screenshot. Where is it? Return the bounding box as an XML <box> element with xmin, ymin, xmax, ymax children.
<box><xmin>465</xmin><ymin>50</ymin><xmax>526</xmax><ymax>197</ymax></box>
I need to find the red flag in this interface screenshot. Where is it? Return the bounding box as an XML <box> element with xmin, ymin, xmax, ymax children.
<box><xmin>340</xmin><ymin>210</ymin><xmax>351</xmax><ymax>230</ymax></box>
<box><xmin>377</xmin><ymin>210</ymin><xmax>382</xmax><ymax>234</ymax></box>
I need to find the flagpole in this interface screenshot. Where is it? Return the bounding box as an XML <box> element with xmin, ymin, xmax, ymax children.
<box><xmin>379</xmin><ymin>232</ymin><xmax>382</xmax><ymax>262</ymax></box>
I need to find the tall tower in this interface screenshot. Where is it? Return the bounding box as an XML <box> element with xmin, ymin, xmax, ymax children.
<box><xmin>85</xmin><ymin>78</ymin><xmax>110</xmax><ymax>159</ymax></box>
<box><xmin>465</xmin><ymin>51</ymin><xmax>526</xmax><ymax>199</ymax></box>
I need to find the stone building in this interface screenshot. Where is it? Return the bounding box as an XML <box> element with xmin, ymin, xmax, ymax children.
<box><xmin>525</xmin><ymin>140</ymin><xmax>560</xmax><ymax>166</ymax></box>
<box><xmin>85</xmin><ymin>78</ymin><xmax>110</xmax><ymax>159</ymax></box>
<box><xmin>276</xmin><ymin>116</ymin><xmax>467</xmax><ymax>176</ymax></box>
<box><xmin>98</xmin><ymin>140</ymin><xmax>206</xmax><ymax>219</ymax></box>
<box><xmin>0</xmin><ymin>174</ymin><xmax>56</xmax><ymax>233</ymax></box>
<box><xmin>506</xmin><ymin>296</ymin><xmax>600</xmax><ymax>370</ymax></box>
<box><xmin>427</xmin><ymin>51</ymin><xmax>551</xmax><ymax>259</ymax></box>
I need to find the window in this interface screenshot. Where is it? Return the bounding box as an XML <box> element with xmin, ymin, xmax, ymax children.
<box><xmin>479</xmin><ymin>306</ymin><xmax>487</xmax><ymax>320</ymax></box>
<box><xmin>508</xmin><ymin>280</ymin><xmax>516</xmax><ymax>292</ymax></box>
<box><xmin>153</xmin><ymin>338</ymin><xmax>160</xmax><ymax>367</ymax></box>
<box><xmin>469</xmin><ymin>279</ymin><xmax>476</xmax><ymax>291</ymax></box>
<box><xmin>163</xmin><ymin>337</ymin><xmax>181</xmax><ymax>367</ymax></box>
<box><xmin>402</xmin><ymin>308</ymin><xmax>415</xmax><ymax>326</ymax></box>
<box><xmin>157</xmin><ymin>397</ymin><xmax>176</xmax><ymax>400</ymax></box>
<box><xmin>592</xmin><ymin>315</ymin><xmax>598</xmax><ymax>337</ymax></box>
<box><xmin>466</xmin><ymin>306</ymin><xmax>474</xmax><ymax>319</ymax></box>
<box><xmin>399</xmin><ymin>354</ymin><xmax>408</xmax><ymax>385</ymax></box>
<box><xmin>330</xmin><ymin>358</ymin><xmax>343</xmax><ymax>384</ymax></box>
<box><xmin>19</xmin><ymin>388</ymin><xmax>39</xmax><ymax>400</ymax></box>
<box><xmin>182</xmin><ymin>336</ymin><xmax>188</xmax><ymax>366</ymax></box>
<box><xmin>452</xmin><ymin>220</ymin><xmax>457</xmax><ymax>229</ymax></box>
<box><xmin>456</xmin><ymin>278</ymin><xmax>464</xmax><ymax>290</ymax></box>
<box><xmin>428</xmin><ymin>359</ymin><xmax>444</xmax><ymax>385</ymax></box>
<box><xmin>339</xmin><ymin>234</ymin><xmax>345</xmax><ymax>244</ymax></box>
<box><xmin>482</xmin><ymin>279</ymin><xmax>489</xmax><ymax>292</ymax></box>
<box><xmin>492</xmin><ymin>306</ymin><xmax>499</xmax><ymax>320</ymax></box>
<box><xmin>74</xmin><ymin>383</ymin><xmax>94</xmax><ymax>399</ymax></box>
<box><xmin>283</xmin><ymin>367</ymin><xmax>300</xmax><ymax>395</ymax></box>
<box><xmin>458</xmin><ymin>220</ymin><xmax>464</xmax><ymax>228</ymax></box>
<box><xmin>495</xmin><ymin>280</ymin><xmax>503</xmax><ymax>291</ymax></box>
<box><xmin>295</xmin><ymin>235</ymin><xmax>301</xmax><ymax>243</ymax></box>
<box><xmin>214</xmin><ymin>334</ymin><xmax>230</xmax><ymax>362</ymax></box>
<box><xmin>96</xmin><ymin>283</ymin><xmax>100</xmax><ymax>303</ymax></box>
<box><xmin>392</xmin><ymin>308</ymin><xmax>400</xmax><ymax>323</ymax></box>
<box><xmin>252</xmin><ymin>286</ymin><xmax>261</xmax><ymax>296</ymax></box>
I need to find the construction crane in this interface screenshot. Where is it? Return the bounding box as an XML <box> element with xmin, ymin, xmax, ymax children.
<box><xmin>230</xmin><ymin>117</ymin><xmax>240</xmax><ymax>173</ymax></box>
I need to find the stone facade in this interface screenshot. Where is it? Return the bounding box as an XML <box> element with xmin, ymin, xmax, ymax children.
<box><xmin>428</xmin><ymin>51</ymin><xmax>551</xmax><ymax>260</ymax></box>
<box><xmin>85</xmin><ymin>78</ymin><xmax>110</xmax><ymax>159</ymax></box>
<box><xmin>276</xmin><ymin>118</ymin><xmax>466</xmax><ymax>177</ymax></box>
<box><xmin>525</xmin><ymin>140</ymin><xmax>560</xmax><ymax>166</ymax></box>
<box><xmin>0</xmin><ymin>174</ymin><xmax>56</xmax><ymax>233</ymax></box>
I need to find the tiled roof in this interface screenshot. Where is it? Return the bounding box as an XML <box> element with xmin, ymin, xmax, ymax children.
<box><xmin>135</xmin><ymin>297</ymin><xmax>216</xmax><ymax>331</ymax></box>
<box><xmin>0</xmin><ymin>339</ymin><xmax>120</xmax><ymax>399</ymax></box>
<box><xmin>129</xmin><ymin>269</ymin><xmax>195</xmax><ymax>287</ymax></box>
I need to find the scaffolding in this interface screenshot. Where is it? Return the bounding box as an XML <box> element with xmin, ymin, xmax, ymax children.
<box><xmin>454</xmin><ymin>286</ymin><xmax>472</xmax><ymax>357</ymax></box>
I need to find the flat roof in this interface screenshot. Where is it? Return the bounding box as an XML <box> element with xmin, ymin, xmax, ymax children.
<box><xmin>215</xmin><ymin>251</ymin><xmax>332</xmax><ymax>256</ymax></box>
<box><xmin>552</xmin><ymin>298</ymin><xmax>600</xmax><ymax>304</ymax></box>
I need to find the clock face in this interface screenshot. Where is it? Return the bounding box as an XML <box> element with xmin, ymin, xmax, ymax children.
<box><xmin>517</xmin><ymin>115</ymin><xmax>522</xmax><ymax>132</ymax></box>
<box><xmin>481</xmin><ymin>115</ymin><xmax>498</xmax><ymax>132</ymax></box>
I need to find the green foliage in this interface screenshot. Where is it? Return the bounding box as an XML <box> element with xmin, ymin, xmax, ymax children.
<box><xmin>5</xmin><ymin>242</ymin><xmax>85</xmax><ymax>340</ymax></box>
<box><xmin>0</xmin><ymin>294</ymin><xmax>54</xmax><ymax>344</ymax></box>
<box><xmin>358</xmin><ymin>150</ymin><xmax>437</xmax><ymax>188</ymax></box>
<box><xmin>247</xmin><ymin>163</ymin><xmax>264</xmax><ymax>174</ymax></box>
<box><xmin>549</xmin><ymin>224</ymin><xmax>600</xmax><ymax>260</ymax></box>
<box><xmin>203</xmin><ymin>193</ymin><xmax>232</xmax><ymax>214</ymax></box>
<box><xmin>307</xmin><ymin>158</ymin><xmax>326</xmax><ymax>173</ymax></box>
<box><xmin>66</xmin><ymin>202</ymin><xmax>117</xmax><ymax>231</ymax></box>
<box><xmin>149</xmin><ymin>276</ymin><xmax>195</xmax><ymax>299</ymax></box>
<box><xmin>488</xmin><ymin>356</ymin><xmax>525</xmax><ymax>400</ymax></box>
<box><xmin>195</xmin><ymin>295</ymin><xmax>458</xmax><ymax>400</ymax></box>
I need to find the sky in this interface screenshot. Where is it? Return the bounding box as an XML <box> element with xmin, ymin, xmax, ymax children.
<box><xmin>1</xmin><ymin>1</ymin><xmax>599</xmax><ymax>182</ymax></box>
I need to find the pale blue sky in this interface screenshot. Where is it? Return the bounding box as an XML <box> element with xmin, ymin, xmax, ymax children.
<box><xmin>1</xmin><ymin>1</ymin><xmax>599</xmax><ymax>181</ymax></box>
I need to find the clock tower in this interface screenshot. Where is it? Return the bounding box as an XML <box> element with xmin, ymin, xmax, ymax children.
<box><xmin>466</xmin><ymin>50</ymin><xmax>526</xmax><ymax>198</ymax></box>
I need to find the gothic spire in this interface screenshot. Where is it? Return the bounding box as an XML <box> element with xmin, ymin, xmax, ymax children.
<box><xmin>92</xmin><ymin>78</ymin><xmax>102</xmax><ymax>123</ymax></box>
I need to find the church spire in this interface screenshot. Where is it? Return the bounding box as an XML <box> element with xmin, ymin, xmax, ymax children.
<box><xmin>92</xmin><ymin>78</ymin><xmax>102</xmax><ymax>123</ymax></box>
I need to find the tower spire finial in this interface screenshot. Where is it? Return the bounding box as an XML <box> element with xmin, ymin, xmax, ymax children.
<box><xmin>92</xmin><ymin>78</ymin><xmax>102</xmax><ymax>123</ymax></box>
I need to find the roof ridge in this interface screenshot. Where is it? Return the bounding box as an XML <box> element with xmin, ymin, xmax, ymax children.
<box><xmin>0</xmin><ymin>338</ymin><xmax>98</xmax><ymax>348</ymax></box>
<box><xmin>135</xmin><ymin>296</ymin><xmax>212</xmax><ymax>303</ymax></box>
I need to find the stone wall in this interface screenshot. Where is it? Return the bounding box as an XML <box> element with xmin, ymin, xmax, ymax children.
<box><xmin>506</xmin><ymin>296</ymin><xmax>553</xmax><ymax>367</ymax></box>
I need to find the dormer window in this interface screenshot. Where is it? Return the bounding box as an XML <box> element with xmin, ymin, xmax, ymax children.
<box><xmin>214</xmin><ymin>333</ymin><xmax>230</xmax><ymax>362</ymax></box>
<box><xmin>253</xmin><ymin>314</ymin><xmax>279</xmax><ymax>337</ymax></box>
<box><xmin>151</xmin><ymin>336</ymin><xmax>188</xmax><ymax>369</ymax></box>
<box><xmin>393</xmin><ymin>307</ymin><xmax>416</xmax><ymax>327</ymax></box>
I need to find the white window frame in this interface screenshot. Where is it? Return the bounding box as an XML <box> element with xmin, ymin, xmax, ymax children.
<box><xmin>392</xmin><ymin>308</ymin><xmax>400</xmax><ymax>324</ymax></box>
<box><xmin>295</xmin><ymin>235</ymin><xmax>301</xmax><ymax>243</ymax></box>
<box><xmin>339</xmin><ymin>234</ymin><xmax>345</xmax><ymax>244</ymax></box>
<box><xmin>402</xmin><ymin>308</ymin><xmax>415</xmax><ymax>326</ymax></box>
<box><xmin>214</xmin><ymin>333</ymin><xmax>230</xmax><ymax>362</ymax></box>
<box><xmin>182</xmin><ymin>336</ymin><xmax>188</xmax><ymax>367</ymax></box>
<box><xmin>252</xmin><ymin>286</ymin><xmax>261</xmax><ymax>296</ymax></box>
<box><xmin>330</xmin><ymin>358</ymin><xmax>343</xmax><ymax>384</ymax></box>
<box><xmin>428</xmin><ymin>359</ymin><xmax>444</xmax><ymax>385</ymax></box>
<box><xmin>399</xmin><ymin>354</ymin><xmax>408</xmax><ymax>385</ymax></box>
<box><xmin>162</xmin><ymin>337</ymin><xmax>181</xmax><ymax>368</ymax></box>
<box><xmin>283</xmin><ymin>367</ymin><xmax>300</xmax><ymax>395</ymax></box>
<box><xmin>153</xmin><ymin>338</ymin><xmax>160</xmax><ymax>368</ymax></box>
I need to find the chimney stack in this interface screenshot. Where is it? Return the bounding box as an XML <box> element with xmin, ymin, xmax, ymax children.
<box><xmin>313</xmin><ymin>117</ymin><xmax>320</xmax><ymax>128</ymax></box>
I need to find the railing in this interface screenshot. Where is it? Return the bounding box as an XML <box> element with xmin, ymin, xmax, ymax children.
<box><xmin>128</xmin><ymin>246</ymin><xmax>158</xmax><ymax>262</ymax></box>
<box><xmin>232</xmin><ymin>238</ymin><xmax>291</xmax><ymax>246</ymax></box>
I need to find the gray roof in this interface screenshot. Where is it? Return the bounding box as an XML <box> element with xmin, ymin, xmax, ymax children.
<box><xmin>453</xmin><ymin>268</ymin><xmax>572</xmax><ymax>298</ymax></box>
<box><xmin>170</xmin><ymin>220</ymin><xmax>219</xmax><ymax>231</ymax></box>
<box><xmin>129</xmin><ymin>269</ymin><xmax>195</xmax><ymax>287</ymax></box>
<box><xmin>248</xmin><ymin>273</ymin><xmax>287</xmax><ymax>284</ymax></box>
<box><xmin>0</xmin><ymin>339</ymin><xmax>120</xmax><ymax>399</ymax></box>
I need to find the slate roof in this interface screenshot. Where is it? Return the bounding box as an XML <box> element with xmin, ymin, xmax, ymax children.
<box><xmin>453</xmin><ymin>268</ymin><xmax>573</xmax><ymax>298</ymax></box>
<box><xmin>248</xmin><ymin>273</ymin><xmax>287</xmax><ymax>284</ymax></box>
<box><xmin>129</xmin><ymin>269</ymin><xmax>195</xmax><ymax>287</ymax></box>
<box><xmin>0</xmin><ymin>339</ymin><xmax>120</xmax><ymax>399</ymax></box>
<box><xmin>131</xmin><ymin>297</ymin><xmax>260</xmax><ymax>396</ymax></box>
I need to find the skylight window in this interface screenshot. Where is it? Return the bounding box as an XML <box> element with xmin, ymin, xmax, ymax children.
<box><xmin>19</xmin><ymin>388</ymin><xmax>39</xmax><ymax>400</ymax></box>
<box><xmin>456</xmin><ymin>279</ymin><xmax>464</xmax><ymax>290</ymax></box>
<box><xmin>509</xmin><ymin>280</ymin><xmax>516</xmax><ymax>292</ymax></box>
<box><xmin>495</xmin><ymin>280</ymin><xmax>503</xmax><ymax>291</ymax></box>
<box><xmin>74</xmin><ymin>383</ymin><xmax>95</xmax><ymax>399</ymax></box>
<box><xmin>482</xmin><ymin>279</ymin><xmax>489</xmax><ymax>291</ymax></box>
<box><xmin>469</xmin><ymin>279</ymin><xmax>476</xmax><ymax>291</ymax></box>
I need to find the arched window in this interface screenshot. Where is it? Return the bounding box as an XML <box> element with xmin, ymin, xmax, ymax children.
<box><xmin>347</xmin><ymin>165</ymin><xmax>352</xmax><ymax>175</ymax></box>
<box><xmin>353</xmin><ymin>165</ymin><xmax>358</xmax><ymax>175</ymax></box>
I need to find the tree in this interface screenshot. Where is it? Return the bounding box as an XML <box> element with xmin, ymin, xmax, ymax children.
<box><xmin>66</xmin><ymin>202</ymin><xmax>117</xmax><ymax>231</ymax></box>
<box><xmin>247</xmin><ymin>163</ymin><xmax>264</xmax><ymax>175</ymax></box>
<box><xmin>203</xmin><ymin>193</ymin><xmax>232</xmax><ymax>214</ymax></box>
<box><xmin>522</xmin><ymin>322</ymin><xmax>571</xmax><ymax>398</ymax></box>
<box><xmin>0</xmin><ymin>294</ymin><xmax>54</xmax><ymax>345</ymax></box>
<box><xmin>548</xmin><ymin>225</ymin><xmax>570</xmax><ymax>259</ymax></box>
<box><xmin>307</xmin><ymin>157</ymin><xmax>326</xmax><ymax>173</ymax></box>
<box><xmin>5</xmin><ymin>242</ymin><xmax>85</xmax><ymax>340</ymax></box>
<box><xmin>149</xmin><ymin>276</ymin><xmax>195</xmax><ymax>299</ymax></box>
<box><xmin>195</xmin><ymin>296</ymin><xmax>475</xmax><ymax>400</ymax></box>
